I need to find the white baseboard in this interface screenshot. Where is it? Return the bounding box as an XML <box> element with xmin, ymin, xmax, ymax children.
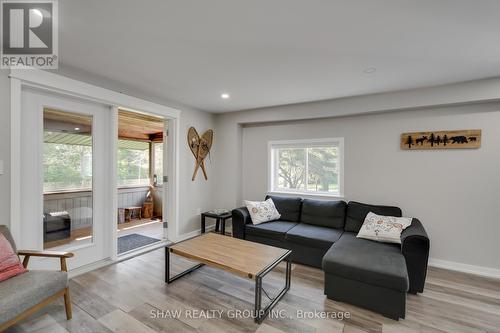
<box><xmin>68</xmin><ymin>258</ymin><xmax>114</xmax><ymax>278</ymax></box>
<box><xmin>428</xmin><ymin>258</ymin><xmax>500</xmax><ymax>280</ymax></box>
<box><xmin>177</xmin><ymin>224</ymin><xmax>216</xmax><ymax>241</ymax></box>
<box><xmin>69</xmin><ymin>240</ymin><xmax>171</xmax><ymax>278</ymax></box>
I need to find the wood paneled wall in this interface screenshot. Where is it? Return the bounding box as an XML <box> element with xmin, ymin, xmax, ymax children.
<box><xmin>44</xmin><ymin>187</ymin><xmax>150</xmax><ymax>230</ymax></box>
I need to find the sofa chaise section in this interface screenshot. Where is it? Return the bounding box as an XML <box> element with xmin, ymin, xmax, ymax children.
<box><xmin>322</xmin><ymin>232</ymin><xmax>409</xmax><ymax>319</ymax></box>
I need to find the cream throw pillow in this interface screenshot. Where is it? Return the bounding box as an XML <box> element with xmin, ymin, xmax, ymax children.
<box><xmin>357</xmin><ymin>212</ymin><xmax>412</xmax><ymax>244</ymax></box>
<box><xmin>245</xmin><ymin>198</ymin><xmax>281</xmax><ymax>225</ymax></box>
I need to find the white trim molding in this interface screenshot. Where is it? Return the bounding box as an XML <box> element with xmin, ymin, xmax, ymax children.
<box><xmin>9</xmin><ymin>68</ymin><xmax>180</xmax><ymax>118</ymax></box>
<box><xmin>268</xmin><ymin>137</ymin><xmax>344</xmax><ymax>198</ymax></box>
<box><xmin>109</xmin><ymin>106</ymin><xmax>119</xmax><ymax>261</ymax></box>
<box><xmin>10</xmin><ymin>78</ymin><xmax>22</xmax><ymax>245</ymax></box>
<box><xmin>267</xmin><ymin>191</ymin><xmax>345</xmax><ymax>200</ymax></box>
<box><xmin>429</xmin><ymin>258</ymin><xmax>500</xmax><ymax>280</ymax></box>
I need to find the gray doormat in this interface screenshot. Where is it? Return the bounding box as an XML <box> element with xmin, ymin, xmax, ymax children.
<box><xmin>118</xmin><ymin>233</ymin><xmax>161</xmax><ymax>254</ymax></box>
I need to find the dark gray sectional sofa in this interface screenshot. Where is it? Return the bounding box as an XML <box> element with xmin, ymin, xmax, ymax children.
<box><xmin>232</xmin><ymin>195</ymin><xmax>430</xmax><ymax>320</ymax></box>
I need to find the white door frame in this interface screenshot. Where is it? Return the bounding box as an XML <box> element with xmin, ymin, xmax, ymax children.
<box><xmin>9</xmin><ymin>69</ymin><xmax>181</xmax><ymax>259</ymax></box>
<box><xmin>21</xmin><ymin>89</ymin><xmax>111</xmax><ymax>269</ymax></box>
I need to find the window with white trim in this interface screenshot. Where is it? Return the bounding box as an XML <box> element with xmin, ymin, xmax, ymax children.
<box><xmin>269</xmin><ymin>138</ymin><xmax>343</xmax><ymax>196</ymax></box>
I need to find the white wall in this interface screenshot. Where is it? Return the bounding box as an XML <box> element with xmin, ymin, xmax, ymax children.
<box><xmin>213</xmin><ymin>79</ymin><xmax>500</xmax><ymax>274</ymax></box>
<box><xmin>177</xmin><ymin>107</ymin><xmax>217</xmax><ymax>235</ymax></box>
<box><xmin>1</xmin><ymin>67</ymin><xmax>216</xmax><ymax>237</ymax></box>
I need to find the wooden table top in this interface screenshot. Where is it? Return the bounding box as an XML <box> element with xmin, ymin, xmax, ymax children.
<box><xmin>169</xmin><ymin>233</ymin><xmax>290</xmax><ymax>279</ymax></box>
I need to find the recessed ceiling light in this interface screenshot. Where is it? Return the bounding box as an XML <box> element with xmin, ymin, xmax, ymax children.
<box><xmin>363</xmin><ymin>67</ymin><xmax>377</xmax><ymax>74</ymax></box>
<box><xmin>221</xmin><ymin>93</ymin><xmax>230</xmax><ymax>99</ymax></box>
<box><xmin>74</xmin><ymin>127</ymin><xmax>80</xmax><ymax>131</ymax></box>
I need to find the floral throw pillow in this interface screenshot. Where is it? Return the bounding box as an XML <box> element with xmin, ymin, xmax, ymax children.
<box><xmin>245</xmin><ymin>198</ymin><xmax>281</xmax><ymax>225</ymax></box>
<box><xmin>357</xmin><ymin>212</ymin><xmax>412</xmax><ymax>244</ymax></box>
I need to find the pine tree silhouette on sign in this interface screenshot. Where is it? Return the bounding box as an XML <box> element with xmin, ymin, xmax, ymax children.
<box><xmin>435</xmin><ymin>135</ymin><xmax>442</xmax><ymax>145</ymax></box>
<box><xmin>406</xmin><ymin>135</ymin><xmax>413</xmax><ymax>149</ymax></box>
<box><xmin>428</xmin><ymin>133</ymin><xmax>435</xmax><ymax>147</ymax></box>
<box><xmin>443</xmin><ymin>134</ymin><xmax>448</xmax><ymax>146</ymax></box>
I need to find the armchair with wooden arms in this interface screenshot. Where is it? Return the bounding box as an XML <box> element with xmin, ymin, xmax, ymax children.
<box><xmin>0</xmin><ymin>225</ymin><xmax>74</xmax><ymax>332</ymax></box>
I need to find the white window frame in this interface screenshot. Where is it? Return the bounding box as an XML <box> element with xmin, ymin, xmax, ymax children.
<box><xmin>268</xmin><ymin>138</ymin><xmax>344</xmax><ymax>198</ymax></box>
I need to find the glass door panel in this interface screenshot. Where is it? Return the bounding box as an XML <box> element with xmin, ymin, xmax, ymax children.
<box><xmin>43</xmin><ymin>109</ymin><xmax>94</xmax><ymax>249</ymax></box>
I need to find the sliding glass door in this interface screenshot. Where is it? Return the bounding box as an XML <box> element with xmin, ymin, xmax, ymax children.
<box><xmin>21</xmin><ymin>89</ymin><xmax>112</xmax><ymax>270</ymax></box>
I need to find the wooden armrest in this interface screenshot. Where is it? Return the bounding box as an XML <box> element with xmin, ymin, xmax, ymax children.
<box><xmin>17</xmin><ymin>250</ymin><xmax>74</xmax><ymax>258</ymax></box>
<box><xmin>17</xmin><ymin>250</ymin><xmax>74</xmax><ymax>271</ymax></box>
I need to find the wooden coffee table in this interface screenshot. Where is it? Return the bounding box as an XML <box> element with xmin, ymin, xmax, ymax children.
<box><xmin>165</xmin><ymin>233</ymin><xmax>292</xmax><ymax>323</ymax></box>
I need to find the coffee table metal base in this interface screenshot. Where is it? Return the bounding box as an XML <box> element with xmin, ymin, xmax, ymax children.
<box><xmin>164</xmin><ymin>247</ymin><xmax>292</xmax><ymax>323</ymax></box>
<box><xmin>254</xmin><ymin>251</ymin><xmax>292</xmax><ymax>323</ymax></box>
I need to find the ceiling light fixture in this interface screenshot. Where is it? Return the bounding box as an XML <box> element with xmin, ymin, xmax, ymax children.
<box><xmin>221</xmin><ymin>93</ymin><xmax>230</xmax><ymax>99</ymax></box>
<box><xmin>363</xmin><ymin>67</ymin><xmax>377</xmax><ymax>74</ymax></box>
<box><xmin>74</xmin><ymin>127</ymin><xmax>80</xmax><ymax>131</ymax></box>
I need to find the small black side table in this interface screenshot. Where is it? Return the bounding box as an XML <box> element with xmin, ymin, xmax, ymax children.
<box><xmin>201</xmin><ymin>211</ymin><xmax>232</xmax><ymax>235</ymax></box>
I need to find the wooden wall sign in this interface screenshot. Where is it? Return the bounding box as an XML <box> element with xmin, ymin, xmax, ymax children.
<box><xmin>188</xmin><ymin>127</ymin><xmax>213</xmax><ymax>180</ymax></box>
<box><xmin>401</xmin><ymin>129</ymin><xmax>481</xmax><ymax>150</ymax></box>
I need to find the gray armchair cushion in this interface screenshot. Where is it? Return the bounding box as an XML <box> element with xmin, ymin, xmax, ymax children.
<box><xmin>322</xmin><ymin>232</ymin><xmax>409</xmax><ymax>292</ymax></box>
<box><xmin>245</xmin><ymin>220</ymin><xmax>298</xmax><ymax>241</ymax></box>
<box><xmin>286</xmin><ymin>223</ymin><xmax>343</xmax><ymax>249</ymax></box>
<box><xmin>0</xmin><ymin>270</ymin><xmax>68</xmax><ymax>324</ymax></box>
<box><xmin>0</xmin><ymin>225</ymin><xmax>16</xmax><ymax>253</ymax></box>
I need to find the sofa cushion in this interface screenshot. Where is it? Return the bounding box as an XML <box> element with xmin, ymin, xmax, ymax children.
<box><xmin>322</xmin><ymin>232</ymin><xmax>409</xmax><ymax>292</ymax></box>
<box><xmin>301</xmin><ymin>199</ymin><xmax>347</xmax><ymax>228</ymax></box>
<box><xmin>345</xmin><ymin>201</ymin><xmax>402</xmax><ymax>233</ymax></box>
<box><xmin>265</xmin><ymin>195</ymin><xmax>302</xmax><ymax>222</ymax></box>
<box><xmin>286</xmin><ymin>223</ymin><xmax>343</xmax><ymax>249</ymax></box>
<box><xmin>0</xmin><ymin>270</ymin><xmax>68</xmax><ymax>324</ymax></box>
<box><xmin>245</xmin><ymin>220</ymin><xmax>298</xmax><ymax>240</ymax></box>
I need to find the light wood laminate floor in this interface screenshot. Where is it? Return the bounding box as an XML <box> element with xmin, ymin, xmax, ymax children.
<box><xmin>5</xmin><ymin>248</ymin><xmax>500</xmax><ymax>333</ymax></box>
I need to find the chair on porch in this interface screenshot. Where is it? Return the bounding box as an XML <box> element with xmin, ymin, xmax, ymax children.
<box><xmin>0</xmin><ymin>225</ymin><xmax>74</xmax><ymax>331</ymax></box>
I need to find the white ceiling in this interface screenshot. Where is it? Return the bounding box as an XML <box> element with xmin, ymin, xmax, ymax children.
<box><xmin>58</xmin><ymin>0</ymin><xmax>500</xmax><ymax>113</ymax></box>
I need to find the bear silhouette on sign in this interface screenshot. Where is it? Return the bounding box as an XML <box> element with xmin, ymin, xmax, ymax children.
<box><xmin>450</xmin><ymin>136</ymin><xmax>468</xmax><ymax>144</ymax></box>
